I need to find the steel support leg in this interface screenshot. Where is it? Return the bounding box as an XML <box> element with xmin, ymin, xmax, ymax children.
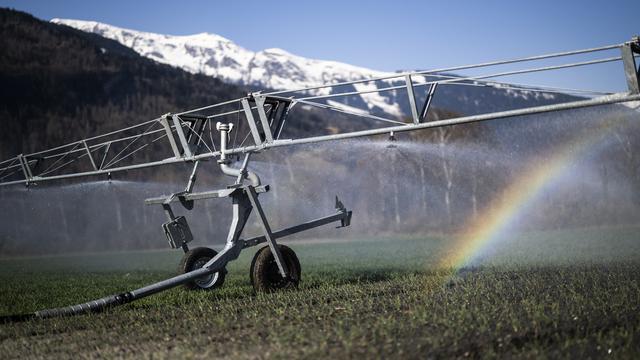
<box><xmin>245</xmin><ymin>186</ymin><xmax>289</xmax><ymax>278</ymax></box>
<box><xmin>202</xmin><ymin>188</ymin><xmax>253</xmax><ymax>269</ymax></box>
<box><xmin>621</xmin><ymin>40</ymin><xmax>640</xmax><ymax>94</ymax></box>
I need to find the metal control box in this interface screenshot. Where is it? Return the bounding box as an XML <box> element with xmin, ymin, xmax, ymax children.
<box><xmin>162</xmin><ymin>216</ymin><xmax>193</xmax><ymax>249</ymax></box>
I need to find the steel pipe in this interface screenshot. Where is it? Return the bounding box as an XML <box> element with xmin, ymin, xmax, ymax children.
<box><xmin>0</xmin><ymin>92</ymin><xmax>638</xmax><ymax>187</ymax></box>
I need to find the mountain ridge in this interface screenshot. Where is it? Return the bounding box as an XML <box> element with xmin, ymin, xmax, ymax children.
<box><xmin>50</xmin><ymin>19</ymin><xmax>393</xmax><ymax>87</ymax></box>
<box><xmin>51</xmin><ymin>18</ymin><xmax>578</xmax><ymax>119</ymax></box>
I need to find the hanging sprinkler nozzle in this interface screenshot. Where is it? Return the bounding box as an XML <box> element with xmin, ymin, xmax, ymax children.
<box><xmin>387</xmin><ymin>131</ymin><xmax>397</xmax><ymax>149</ymax></box>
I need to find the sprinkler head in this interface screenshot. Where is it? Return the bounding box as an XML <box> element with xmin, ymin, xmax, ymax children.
<box><xmin>216</xmin><ymin>122</ymin><xmax>233</xmax><ymax>132</ymax></box>
<box><xmin>387</xmin><ymin>131</ymin><xmax>397</xmax><ymax>149</ymax></box>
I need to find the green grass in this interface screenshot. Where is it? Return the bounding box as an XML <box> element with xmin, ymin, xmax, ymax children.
<box><xmin>1</xmin><ymin>228</ymin><xmax>639</xmax><ymax>359</ymax></box>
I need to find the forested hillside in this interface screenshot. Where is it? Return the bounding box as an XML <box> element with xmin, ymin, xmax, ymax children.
<box><xmin>0</xmin><ymin>8</ymin><xmax>249</xmax><ymax>161</ymax></box>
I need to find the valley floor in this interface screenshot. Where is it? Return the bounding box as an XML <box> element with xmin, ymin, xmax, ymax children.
<box><xmin>0</xmin><ymin>228</ymin><xmax>639</xmax><ymax>358</ymax></box>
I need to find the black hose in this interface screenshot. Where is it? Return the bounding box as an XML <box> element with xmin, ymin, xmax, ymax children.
<box><xmin>0</xmin><ymin>292</ymin><xmax>133</xmax><ymax>324</ymax></box>
<box><xmin>35</xmin><ymin>292</ymin><xmax>134</xmax><ymax>318</ymax></box>
<box><xmin>0</xmin><ymin>266</ymin><xmax>216</xmax><ymax>324</ymax></box>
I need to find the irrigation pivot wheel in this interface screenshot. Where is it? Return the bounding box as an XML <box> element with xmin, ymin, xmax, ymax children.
<box><xmin>179</xmin><ymin>247</ymin><xmax>226</xmax><ymax>290</ymax></box>
<box><xmin>250</xmin><ymin>244</ymin><xmax>301</xmax><ymax>292</ymax></box>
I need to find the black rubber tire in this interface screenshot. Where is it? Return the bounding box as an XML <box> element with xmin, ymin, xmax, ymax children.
<box><xmin>250</xmin><ymin>244</ymin><xmax>301</xmax><ymax>292</ymax></box>
<box><xmin>179</xmin><ymin>247</ymin><xmax>226</xmax><ymax>290</ymax></box>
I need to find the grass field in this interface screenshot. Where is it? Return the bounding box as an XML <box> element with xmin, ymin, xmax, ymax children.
<box><xmin>1</xmin><ymin>227</ymin><xmax>639</xmax><ymax>359</ymax></box>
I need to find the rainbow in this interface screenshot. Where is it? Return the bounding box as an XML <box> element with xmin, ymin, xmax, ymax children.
<box><xmin>440</xmin><ymin>118</ymin><xmax>622</xmax><ymax>271</ymax></box>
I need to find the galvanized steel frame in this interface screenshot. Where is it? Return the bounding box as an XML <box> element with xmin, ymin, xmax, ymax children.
<box><xmin>0</xmin><ymin>38</ymin><xmax>639</xmax><ymax>187</ymax></box>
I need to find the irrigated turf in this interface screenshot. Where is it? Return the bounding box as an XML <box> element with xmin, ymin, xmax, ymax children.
<box><xmin>1</xmin><ymin>228</ymin><xmax>639</xmax><ymax>358</ymax></box>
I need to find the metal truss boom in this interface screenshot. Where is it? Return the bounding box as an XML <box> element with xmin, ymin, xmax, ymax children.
<box><xmin>0</xmin><ymin>37</ymin><xmax>638</xmax><ymax>187</ymax></box>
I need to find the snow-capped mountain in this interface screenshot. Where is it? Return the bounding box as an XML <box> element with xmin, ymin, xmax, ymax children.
<box><xmin>51</xmin><ymin>18</ymin><xmax>572</xmax><ymax>118</ymax></box>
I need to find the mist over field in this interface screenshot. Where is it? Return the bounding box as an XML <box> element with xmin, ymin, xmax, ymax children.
<box><xmin>1</xmin><ymin>104</ymin><xmax>638</xmax><ymax>258</ymax></box>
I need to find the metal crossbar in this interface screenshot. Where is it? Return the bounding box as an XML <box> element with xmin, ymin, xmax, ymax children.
<box><xmin>0</xmin><ymin>38</ymin><xmax>638</xmax><ymax>187</ymax></box>
<box><xmin>296</xmin><ymin>56</ymin><xmax>624</xmax><ymax>102</ymax></box>
<box><xmin>265</xmin><ymin>43</ymin><xmax>625</xmax><ymax>96</ymax></box>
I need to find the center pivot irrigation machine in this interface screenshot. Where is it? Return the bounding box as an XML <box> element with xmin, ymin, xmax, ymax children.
<box><xmin>1</xmin><ymin>37</ymin><xmax>639</xmax><ymax>321</ymax></box>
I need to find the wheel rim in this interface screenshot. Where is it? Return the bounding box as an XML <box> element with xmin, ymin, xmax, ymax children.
<box><xmin>265</xmin><ymin>257</ymin><xmax>294</xmax><ymax>288</ymax></box>
<box><xmin>192</xmin><ymin>257</ymin><xmax>219</xmax><ymax>288</ymax></box>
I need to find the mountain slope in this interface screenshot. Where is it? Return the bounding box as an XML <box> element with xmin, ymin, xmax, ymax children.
<box><xmin>52</xmin><ymin>18</ymin><xmax>578</xmax><ymax>118</ymax></box>
<box><xmin>49</xmin><ymin>19</ymin><xmax>393</xmax><ymax>87</ymax></box>
<box><xmin>0</xmin><ymin>8</ymin><xmax>387</xmax><ymax>177</ymax></box>
<box><xmin>0</xmin><ymin>9</ymin><xmax>246</xmax><ymax>166</ymax></box>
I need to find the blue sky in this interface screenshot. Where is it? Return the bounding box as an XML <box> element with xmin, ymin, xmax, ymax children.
<box><xmin>2</xmin><ymin>0</ymin><xmax>639</xmax><ymax>93</ymax></box>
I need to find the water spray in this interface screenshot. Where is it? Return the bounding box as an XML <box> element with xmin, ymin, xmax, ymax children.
<box><xmin>387</xmin><ymin>131</ymin><xmax>397</xmax><ymax>149</ymax></box>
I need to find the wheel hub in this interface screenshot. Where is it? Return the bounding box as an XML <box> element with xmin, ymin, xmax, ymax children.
<box><xmin>192</xmin><ymin>257</ymin><xmax>219</xmax><ymax>288</ymax></box>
